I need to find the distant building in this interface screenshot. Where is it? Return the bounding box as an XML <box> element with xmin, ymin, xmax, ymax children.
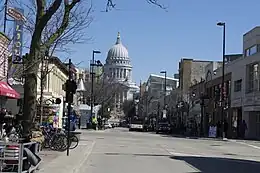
<box><xmin>145</xmin><ymin>74</ymin><xmax>178</xmax><ymax>116</ymax></box>
<box><xmin>76</xmin><ymin>68</ymin><xmax>90</xmax><ymax>83</ymax></box>
<box><xmin>178</xmin><ymin>58</ymin><xmax>219</xmax><ymax>101</ymax></box>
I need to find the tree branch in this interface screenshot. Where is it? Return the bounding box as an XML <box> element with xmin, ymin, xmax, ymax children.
<box><xmin>45</xmin><ymin>0</ymin><xmax>80</xmax><ymax>47</ymax></box>
<box><xmin>146</xmin><ymin>0</ymin><xmax>166</xmax><ymax>9</ymax></box>
<box><xmin>36</xmin><ymin>0</ymin><xmax>62</xmax><ymax>34</ymax></box>
<box><xmin>106</xmin><ymin>0</ymin><xmax>166</xmax><ymax>12</ymax></box>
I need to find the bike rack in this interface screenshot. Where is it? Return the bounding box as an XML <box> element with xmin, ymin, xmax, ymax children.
<box><xmin>0</xmin><ymin>141</ymin><xmax>41</xmax><ymax>173</ymax></box>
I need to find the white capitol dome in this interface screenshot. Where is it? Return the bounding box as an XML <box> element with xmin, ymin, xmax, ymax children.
<box><xmin>106</xmin><ymin>32</ymin><xmax>131</xmax><ymax>67</ymax></box>
<box><xmin>107</xmin><ymin>33</ymin><xmax>129</xmax><ymax>60</ymax></box>
<box><xmin>105</xmin><ymin>32</ymin><xmax>132</xmax><ymax>82</ymax></box>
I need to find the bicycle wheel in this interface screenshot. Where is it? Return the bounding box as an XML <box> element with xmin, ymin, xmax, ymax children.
<box><xmin>69</xmin><ymin>135</ymin><xmax>79</xmax><ymax>149</ymax></box>
<box><xmin>49</xmin><ymin>134</ymin><xmax>67</xmax><ymax>151</ymax></box>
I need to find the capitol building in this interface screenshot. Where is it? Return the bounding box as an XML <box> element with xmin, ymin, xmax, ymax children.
<box><xmin>104</xmin><ymin>32</ymin><xmax>139</xmax><ymax>119</ymax></box>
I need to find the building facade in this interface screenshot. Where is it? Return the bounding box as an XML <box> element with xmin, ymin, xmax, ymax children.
<box><xmin>229</xmin><ymin>27</ymin><xmax>260</xmax><ymax>139</ymax></box>
<box><xmin>36</xmin><ymin>57</ymin><xmax>69</xmax><ymax>101</ymax></box>
<box><xmin>6</xmin><ymin>56</ymin><xmax>69</xmax><ymax>127</ymax></box>
<box><xmin>178</xmin><ymin>58</ymin><xmax>216</xmax><ymax>102</ymax></box>
<box><xmin>145</xmin><ymin>74</ymin><xmax>178</xmax><ymax>117</ymax></box>
<box><xmin>0</xmin><ymin>32</ymin><xmax>10</xmax><ymax>80</ymax></box>
<box><xmin>104</xmin><ymin>32</ymin><xmax>139</xmax><ymax>120</ymax></box>
<box><xmin>0</xmin><ymin>32</ymin><xmax>20</xmax><ymax>110</ymax></box>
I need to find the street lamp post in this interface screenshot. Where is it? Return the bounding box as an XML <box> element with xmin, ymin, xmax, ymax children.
<box><xmin>217</xmin><ymin>22</ymin><xmax>226</xmax><ymax>139</ymax></box>
<box><xmin>90</xmin><ymin>50</ymin><xmax>101</xmax><ymax>129</ymax></box>
<box><xmin>160</xmin><ymin>71</ymin><xmax>167</xmax><ymax>108</ymax></box>
<box><xmin>3</xmin><ymin>0</ymin><xmax>8</xmax><ymax>33</ymax></box>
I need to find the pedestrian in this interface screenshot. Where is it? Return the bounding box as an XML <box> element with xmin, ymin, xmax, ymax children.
<box><xmin>224</xmin><ymin>119</ymin><xmax>228</xmax><ymax>138</ymax></box>
<box><xmin>240</xmin><ymin>120</ymin><xmax>247</xmax><ymax>139</ymax></box>
<box><xmin>216</xmin><ymin>121</ymin><xmax>221</xmax><ymax>137</ymax></box>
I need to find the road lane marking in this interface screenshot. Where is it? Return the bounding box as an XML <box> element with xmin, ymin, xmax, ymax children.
<box><xmin>234</xmin><ymin>141</ymin><xmax>260</xmax><ymax>150</ymax></box>
<box><xmin>73</xmin><ymin>141</ymin><xmax>96</xmax><ymax>173</ymax></box>
<box><xmin>170</xmin><ymin>152</ymin><xmax>203</xmax><ymax>157</ymax></box>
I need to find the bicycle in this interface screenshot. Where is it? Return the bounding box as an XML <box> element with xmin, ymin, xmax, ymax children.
<box><xmin>41</xmin><ymin>126</ymin><xmax>67</xmax><ymax>151</ymax></box>
<box><xmin>42</xmin><ymin>126</ymin><xmax>79</xmax><ymax>151</ymax></box>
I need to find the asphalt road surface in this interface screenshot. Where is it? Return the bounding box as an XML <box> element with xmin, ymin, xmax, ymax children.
<box><xmin>78</xmin><ymin>128</ymin><xmax>260</xmax><ymax>173</ymax></box>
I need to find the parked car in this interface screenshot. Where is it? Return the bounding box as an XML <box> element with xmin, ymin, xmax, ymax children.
<box><xmin>156</xmin><ymin>122</ymin><xmax>171</xmax><ymax>134</ymax></box>
<box><xmin>104</xmin><ymin>123</ymin><xmax>112</xmax><ymax>129</ymax></box>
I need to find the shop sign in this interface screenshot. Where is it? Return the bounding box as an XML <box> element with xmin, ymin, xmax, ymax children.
<box><xmin>12</xmin><ymin>8</ymin><xmax>24</xmax><ymax>64</ymax></box>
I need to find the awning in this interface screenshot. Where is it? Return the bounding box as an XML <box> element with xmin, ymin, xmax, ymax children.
<box><xmin>0</xmin><ymin>81</ymin><xmax>20</xmax><ymax>99</ymax></box>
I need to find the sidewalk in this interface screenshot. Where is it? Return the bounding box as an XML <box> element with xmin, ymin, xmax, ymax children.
<box><xmin>38</xmin><ymin>140</ymin><xmax>95</xmax><ymax>173</ymax></box>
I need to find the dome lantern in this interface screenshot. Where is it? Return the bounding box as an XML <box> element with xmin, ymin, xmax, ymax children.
<box><xmin>116</xmin><ymin>32</ymin><xmax>121</xmax><ymax>45</ymax></box>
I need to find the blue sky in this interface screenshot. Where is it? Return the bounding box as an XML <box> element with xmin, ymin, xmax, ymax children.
<box><xmin>6</xmin><ymin>0</ymin><xmax>260</xmax><ymax>84</ymax></box>
<box><xmin>70</xmin><ymin>0</ymin><xmax>260</xmax><ymax>84</ymax></box>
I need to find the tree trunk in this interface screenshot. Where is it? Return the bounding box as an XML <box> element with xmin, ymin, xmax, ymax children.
<box><xmin>23</xmin><ymin>48</ymin><xmax>41</xmax><ymax>138</ymax></box>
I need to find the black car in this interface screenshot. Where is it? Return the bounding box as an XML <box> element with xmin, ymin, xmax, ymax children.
<box><xmin>156</xmin><ymin>123</ymin><xmax>171</xmax><ymax>134</ymax></box>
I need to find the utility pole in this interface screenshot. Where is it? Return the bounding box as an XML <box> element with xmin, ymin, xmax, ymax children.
<box><xmin>90</xmin><ymin>50</ymin><xmax>101</xmax><ymax>129</ymax></box>
<box><xmin>66</xmin><ymin>59</ymin><xmax>72</xmax><ymax>156</ymax></box>
<box><xmin>62</xmin><ymin>59</ymin><xmax>77</xmax><ymax>156</ymax></box>
<box><xmin>164</xmin><ymin>72</ymin><xmax>166</xmax><ymax>107</ymax></box>
<box><xmin>39</xmin><ymin>51</ymin><xmax>47</xmax><ymax>124</ymax></box>
<box><xmin>3</xmin><ymin>0</ymin><xmax>8</xmax><ymax>33</ymax></box>
<box><xmin>160</xmin><ymin>71</ymin><xmax>167</xmax><ymax>108</ymax></box>
<box><xmin>217</xmin><ymin>22</ymin><xmax>226</xmax><ymax>139</ymax></box>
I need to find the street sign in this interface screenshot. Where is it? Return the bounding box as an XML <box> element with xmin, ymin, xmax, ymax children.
<box><xmin>7</xmin><ymin>7</ymin><xmax>26</xmax><ymax>22</ymax></box>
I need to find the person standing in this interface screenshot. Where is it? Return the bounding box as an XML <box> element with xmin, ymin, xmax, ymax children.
<box><xmin>240</xmin><ymin>120</ymin><xmax>247</xmax><ymax>139</ymax></box>
<box><xmin>224</xmin><ymin>119</ymin><xmax>228</xmax><ymax>138</ymax></box>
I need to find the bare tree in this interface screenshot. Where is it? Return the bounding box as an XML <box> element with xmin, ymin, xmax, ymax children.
<box><xmin>83</xmin><ymin>76</ymin><xmax>126</xmax><ymax>107</ymax></box>
<box><xmin>14</xmin><ymin>0</ymin><xmax>93</xmax><ymax>136</ymax></box>
<box><xmin>105</xmin><ymin>0</ymin><xmax>166</xmax><ymax>12</ymax></box>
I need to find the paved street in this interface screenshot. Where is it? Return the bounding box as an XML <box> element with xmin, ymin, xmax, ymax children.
<box><xmin>40</xmin><ymin>128</ymin><xmax>260</xmax><ymax>173</ymax></box>
<box><xmin>74</xmin><ymin>128</ymin><xmax>260</xmax><ymax>173</ymax></box>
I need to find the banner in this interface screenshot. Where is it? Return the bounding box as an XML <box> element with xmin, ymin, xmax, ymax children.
<box><xmin>12</xmin><ymin>8</ymin><xmax>24</xmax><ymax>64</ymax></box>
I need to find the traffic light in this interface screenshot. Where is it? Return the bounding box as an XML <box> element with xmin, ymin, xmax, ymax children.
<box><xmin>215</xmin><ymin>87</ymin><xmax>221</xmax><ymax>101</ymax></box>
<box><xmin>63</xmin><ymin>79</ymin><xmax>77</xmax><ymax>103</ymax></box>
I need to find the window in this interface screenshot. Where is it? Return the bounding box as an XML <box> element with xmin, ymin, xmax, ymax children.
<box><xmin>250</xmin><ymin>45</ymin><xmax>257</xmax><ymax>55</ymax></box>
<box><xmin>247</xmin><ymin>63</ymin><xmax>259</xmax><ymax>92</ymax></box>
<box><xmin>245</xmin><ymin>45</ymin><xmax>258</xmax><ymax>56</ymax></box>
<box><xmin>116</xmin><ymin>68</ymin><xmax>119</xmax><ymax>78</ymax></box>
<box><xmin>124</xmin><ymin>69</ymin><xmax>126</xmax><ymax>78</ymax></box>
<box><xmin>245</xmin><ymin>49</ymin><xmax>250</xmax><ymax>56</ymax></box>
<box><xmin>234</xmin><ymin>79</ymin><xmax>242</xmax><ymax>92</ymax></box>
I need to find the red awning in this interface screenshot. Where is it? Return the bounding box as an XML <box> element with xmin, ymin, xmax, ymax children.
<box><xmin>0</xmin><ymin>81</ymin><xmax>20</xmax><ymax>99</ymax></box>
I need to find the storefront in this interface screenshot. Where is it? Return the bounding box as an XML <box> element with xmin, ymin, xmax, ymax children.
<box><xmin>0</xmin><ymin>81</ymin><xmax>20</xmax><ymax>108</ymax></box>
